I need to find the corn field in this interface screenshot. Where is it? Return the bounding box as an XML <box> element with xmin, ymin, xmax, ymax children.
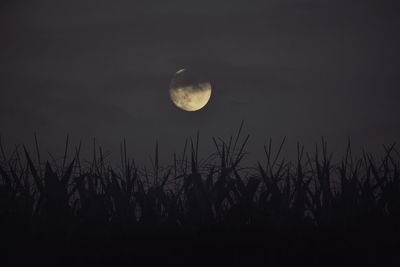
<box><xmin>0</xmin><ymin>128</ymin><xmax>399</xmax><ymax>266</ymax></box>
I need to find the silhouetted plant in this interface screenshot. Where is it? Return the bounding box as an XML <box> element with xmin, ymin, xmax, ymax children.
<box><xmin>0</xmin><ymin>128</ymin><xmax>400</xmax><ymax>266</ymax></box>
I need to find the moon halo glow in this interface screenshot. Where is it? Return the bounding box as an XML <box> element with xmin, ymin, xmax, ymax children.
<box><xmin>169</xmin><ymin>69</ymin><xmax>212</xmax><ymax>112</ymax></box>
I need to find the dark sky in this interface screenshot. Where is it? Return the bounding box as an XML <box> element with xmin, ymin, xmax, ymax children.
<box><xmin>1</xmin><ymin>0</ymin><xmax>399</xmax><ymax>164</ymax></box>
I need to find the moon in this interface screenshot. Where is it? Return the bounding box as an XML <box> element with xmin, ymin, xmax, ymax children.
<box><xmin>169</xmin><ymin>68</ymin><xmax>212</xmax><ymax>112</ymax></box>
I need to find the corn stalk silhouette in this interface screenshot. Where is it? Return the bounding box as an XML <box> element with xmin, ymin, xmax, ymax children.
<box><xmin>0</xmin><ymin>127</ymin><xmax>399</xmax><ymax>236</ymax></box>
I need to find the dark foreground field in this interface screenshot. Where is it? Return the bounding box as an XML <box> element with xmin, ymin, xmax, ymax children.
<box><xmin>1</xmin><ymin>132</ymin><xmax>400</xmax><ymax>266</ymax></box>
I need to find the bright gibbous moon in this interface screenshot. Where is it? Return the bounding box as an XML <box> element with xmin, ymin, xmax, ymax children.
<box><xmin>169</xmin><ymin>69</ymin><xmax>212</xmax><ymax>112</ymax></box>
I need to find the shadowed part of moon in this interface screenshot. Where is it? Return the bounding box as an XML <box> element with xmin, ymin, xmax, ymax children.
<box><xmin>169</xmin><ymin>69</ymin><xmax>212</xmax><ymax>112</ymax></box>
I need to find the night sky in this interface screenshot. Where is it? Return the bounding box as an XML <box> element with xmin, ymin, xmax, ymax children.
<box><xmin>1</xmin><ymin>0</ymin><xmax>399</xmax><ymax>163</ymax></box>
